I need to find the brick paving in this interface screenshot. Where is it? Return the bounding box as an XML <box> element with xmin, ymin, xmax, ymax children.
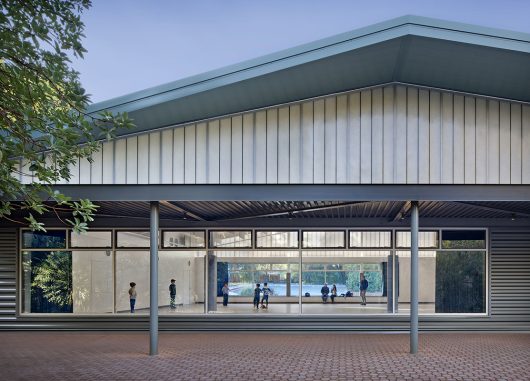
<box><xmin>1</xmin><ymin>332</ymin><xmax>529</xmax><ymax>381</ymax></box>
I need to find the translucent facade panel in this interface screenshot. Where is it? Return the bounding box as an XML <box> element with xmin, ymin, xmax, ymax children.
<box><xmin>441</xmin><ymin>230</ymin><xmax>486</xmax><ymax>249</ymax></box>
<box><xmin>70</xmin><ymin>231</ymin><xmax>112</xmax><ymax>248</ymax></box>
<box><xmin>256</xmin><ymin>231</ymin><xmax>298</xmax><ymax>248</ymax></box>
<box><xmin>117</xmin><ymin>231</ymin><xmax>150</xmax><ymax>248</ymax></box>
<box><xmin>115</xmin><ymin>251</ymin><xmax>149</xmax><ymax>313</ymax></box>
<box><xmin>396</xmin><ymin>231</ymin><xmax>439</xmax><ymax>248</ymax></box>
<box><xmin>302</xmin><ymin>231</ymin><xmax>345</xmax><ymax>248</ymax></box>
<box><xmin>209</xmin><ymin>231</ymin><xmax>252</xmax><ymax>248</ymax></box>
<box><xmin>72</xmin><ymin>251</ymin><xmax>113</xmax><ymax>313</ymax></box>
<box><xmin>214</xmin><ymin>250</ymin><xmax>299</xmax><ymax>259</ymax></box>
<box><xmin>162</xmin><ymin>231</ymin><xmax>205</xmax><ymax>248</ymax></box>
<box><xmin>349</xmin><ymin>231</ymin><xmax>392</xmax><ymax>248</ymax></box>
<box><xmin>22</xmin><ymin>230</ymin><xmax>66</xmax><ymax>249</ymax></box>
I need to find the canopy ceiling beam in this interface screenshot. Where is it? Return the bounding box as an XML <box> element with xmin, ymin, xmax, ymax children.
<box><xmin>160</xmin><ymin>200</ymin><xmax>206</xmax><ymax>221</ymax></box>
<box><xmin>454</xmin><ymin>202</ymin><xmax>530</xmax><ymax>218</ymax></box>
<box><xmin>212</xmin><ymin>201</ymin><xmax>370</xmax><ymax>221</ymax></box>
<box><xmin>391</xmin><ymin>201</ymin><xmax>412</xmax><ymax>222</ymax></box>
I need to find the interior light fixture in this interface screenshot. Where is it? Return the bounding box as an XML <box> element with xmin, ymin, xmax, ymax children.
<box><xmin>511</xmin><ymin>213</ymin><xmax>516</xmax><ymax>221</ymax></box>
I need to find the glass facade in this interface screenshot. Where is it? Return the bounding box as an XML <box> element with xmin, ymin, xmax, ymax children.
<box><xmin>19</xmin><ymin>228</ymin><xmax>488</xmax><ymax>316</ymax></box>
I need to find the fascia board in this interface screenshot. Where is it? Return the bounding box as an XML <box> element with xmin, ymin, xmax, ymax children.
<box><xmin>86</xmin><ymin>15</ymin><xmax>530</xmax><ymax>116</ymax></box>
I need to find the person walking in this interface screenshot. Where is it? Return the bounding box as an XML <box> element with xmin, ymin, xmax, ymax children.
<box><xmin>128</xmin><ymin>282</ymin><xmax>137</xmax><ymax>313</ymax></box>
<box><xmin>222</xmin><ymin>282</ymin><xmax>230</xmax><ymax>307</ymax></box>
<box><xmin>169</xmin><ymin>279</ymin><xmax>176</xmax><ymax>310</ymax></box>
<box><xmin>360</xmin><ymin>272</ymin><xmax>369</xmax><ymax>306</ymax></box>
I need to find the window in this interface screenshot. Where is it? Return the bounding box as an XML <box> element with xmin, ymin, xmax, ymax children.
<box><xmin>209</xmin><ymin>231</ymin><xmax>252</xmax><ymax>248</ymax></box>
<box><xmin>70</xmin><ymin>231</ymin><xmax>112</xmax><ymax>248</ymax></box>
<box><xmin>22</xmin><ymin>250</ymin><xmax>114</xmax><ymax>314</ymax></box>
<box><xmin>441</xmin><ymin>230</ymin><xmax>486</xmax><ymax>249</ymax></box>
<box><xmin>256</xmin><ymin>231</ymin><xmax>298</xmax><ymax>248</ymax></box>
<box><xmin>22</xmin><ymin>251</ymin><xmax>72</xmax><ymax>313</ymax></box>
<box><xmin>396</xmin><ymin>231</ymin><xmax>439</xmax><ymax>249</ymax></box>
<box><xmin>435</xmin><ymin>251</ymin><xmax>486</xmax><ymax>313</ymax></box>
<box><xmin>22</xmin><ymin>230</ymin><xmax>66</xmax><ymax>249</ymax></box>
<box><xmin>162</xmin><ymin>231</ymin><xmax>205</xmax><ymax>248</ymax></box>
<box><xmin>349</xmin><ymin>231</ymin><xmax>391</xmax><ymax>248</ymax></box>
<box><xmin>302</xmin><ymin>231</ymin><xmax>345</xmax><ymax>248</ymax></box>
<box><xmin>116</xmin><ymin>231</ymin><xmax>150</xmax><ymax>248</ymax></box>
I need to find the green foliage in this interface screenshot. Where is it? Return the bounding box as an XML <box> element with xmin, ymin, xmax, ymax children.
<box><xmin>0</xmin><ymin>0</ymin><xmax>133</xmax><ymax>232</ymax></box>
<box><xmin>32</xmin><ymin>251</ymin><xmax>72</xmax><ymax>308</ymax></box>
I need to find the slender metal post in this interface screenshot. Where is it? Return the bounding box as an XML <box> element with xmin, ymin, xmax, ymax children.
<box><xmin>207</xmin><ymin>251</ymin><xmax>217</xmax><ymax>312</ymax></box>
<box><xmin>410</xmin><ymin>201</ymin><xmax>419</xmax><ymax>354</ymax></box>
<box><xmin>149</xmin><ymin>201</ymin><xmax>159</xmax><ymax>356</ymax></box>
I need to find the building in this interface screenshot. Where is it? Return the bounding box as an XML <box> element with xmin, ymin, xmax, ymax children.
<box><xmin>1</xmin><ymin>16</ymin><xmax>529</xmax><ymax>340</ymax></box>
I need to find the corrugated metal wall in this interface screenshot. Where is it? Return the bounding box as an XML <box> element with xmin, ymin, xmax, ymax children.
<box><xmin>19</xmin><ymin>84</ymin><xmax>530</xmax><ymax>186</ymax></box>
<box><xmin>1</xmin><ymin>226</ymin><xmax>528</xmax><ymax>331</ymax></box>
<box><xmin>0</xmin><ymin>230</ymin><xmax>17</xmax><ymax>324</ymax></box>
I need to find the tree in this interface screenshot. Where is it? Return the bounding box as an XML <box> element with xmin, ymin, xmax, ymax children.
<box><xmin>0</xmin><ymin>0</ymin><xmax>133</xmax><ymax>232</ymax></box>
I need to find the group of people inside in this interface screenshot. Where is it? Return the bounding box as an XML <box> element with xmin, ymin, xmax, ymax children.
<box><xmin>320</xmin><ymin>272</ymin><xmax>369</xmax><ymax>305</ymax></box>
<box><xmin>221</xmin><ymin>282</ymin><xmax>273</xmax><ymax>309</ymax></box>
<box><xmin>127</xmin><ymin>273</ymin><xmax>369</xmax><ymax>313</ymax></box>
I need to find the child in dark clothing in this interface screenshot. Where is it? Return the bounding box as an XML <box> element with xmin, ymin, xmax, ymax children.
<box><xmin>253</xmin><ymin>283</ymin><xmax>261</xmax><ymax>309</ymax></box>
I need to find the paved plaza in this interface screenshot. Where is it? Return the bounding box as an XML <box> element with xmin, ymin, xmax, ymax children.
<box><xmin>1</xmin><ymin>332</ymin><xmax>529</xmax><ymax>380</ymax></box>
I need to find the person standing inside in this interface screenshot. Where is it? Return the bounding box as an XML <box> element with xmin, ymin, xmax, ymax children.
<box><xmin>330</xmin><ymin>284</ymin><xmax>337</xmax><ymax>303</ymax></box>
<box><xmin>128</xmin><ymin>282</ymin><xmax>137</xmax><ymax>313</ymax></box>
<box><xmin>222</xmin><ymin>282</ymin><xmax>230</xmax><ymax>307</ymax></box>
<box><xmin>261</xmin><ymin>282</ymin><xmax>272</xmax><ymax>309</ymax></box>
<box><xmin>253</xmin><ymin>283</ymin><xmax>262</xmax><ymax>309</ymax></box>
<box><xmin>169</xmin><ymin>279</ymin><xmax>177</xmax><ymax>310</ymax></box>
<box><xmin>360</xmin><ymin>272</ymin><xmax>369</xmax><ymax>306</ymax></box>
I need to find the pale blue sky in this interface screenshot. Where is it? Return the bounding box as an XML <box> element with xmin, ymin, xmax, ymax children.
<box><xmin>74</xmin><ymin>0</ymin><xmax>530</xmax><ymax>103</ymax></box>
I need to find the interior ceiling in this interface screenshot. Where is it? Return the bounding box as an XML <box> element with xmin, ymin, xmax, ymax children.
<box><xmin>89</xmin><ymin>201</ymin><xmax>530</xmax><ymax>222</ymax></box>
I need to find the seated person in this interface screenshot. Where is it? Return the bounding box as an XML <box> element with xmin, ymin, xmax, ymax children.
<box><xmin>321</xmin><ymin>283</ymin><xmax>330</xmax><ymax>303</ymax></box>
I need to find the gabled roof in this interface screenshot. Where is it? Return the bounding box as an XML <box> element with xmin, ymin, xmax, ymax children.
<box><xmin>87</xmin><ymin>15</ymin><xmax>530</xmax><ymax>137</ymax></box>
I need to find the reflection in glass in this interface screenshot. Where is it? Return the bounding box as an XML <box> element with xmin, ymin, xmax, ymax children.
<box><xmin>435</xmin><ymin>251</ymin><xmax>485</xmax><ymax>313</ymax></box>
<box><xmin>441</xmin><ymin>230</ymin><xmax>486</xmax><ymax>249</ymax></box>
<box><xmin>256</xmin><ymin>231</ymin><xmax>298</xmax><ymax>248</ymax></box>
<box><xmin>302</xmin><ymin>231</ymin><xmax>345</xmax><ymax>248</ymax></box>
<box><xmin>163</xmin><ymin>231</ymin><xmax>205</xmax><ymax>248</ymax></box>
<box><xmin>23</xmin><ymin>251</ymin><xmax>72</xmax><ymax>313</ymax></box>
<box><xmin>22</xmin><ymin>230</ymin><xmax>66</xmax><ymax>249</ymax></box>
<box><xmin>210</xmin><ymin>231</ymin><xmax>252</xmax><ymax>248</ymax></box>
<box><xmin>117</xmin><ymin>231</ymin><xmax>150</xmax><ymax>247</ymax></box>
<box><xmin>70</xmin><ymin>231</ymin><xmax>112</xmax><ymax>248</ymax></box>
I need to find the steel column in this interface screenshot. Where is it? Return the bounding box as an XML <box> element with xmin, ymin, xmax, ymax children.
<box><xmin>410</xmin><ymin>201</ymin><xmax>419</xmax><ymax>354</ymax></box>
<box><xmin>149</xmin><ymin>201</ymin><xmax>159</xmax><ymax>356</ymax></box>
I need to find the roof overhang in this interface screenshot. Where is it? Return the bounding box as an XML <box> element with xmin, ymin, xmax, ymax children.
<box><xmin>86</xmin><ymin>15</ymin><xmax>530</xmax><ymax>138</ymax></box>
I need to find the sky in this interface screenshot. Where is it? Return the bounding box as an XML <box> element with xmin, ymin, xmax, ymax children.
<box><xmin>73</xmin><ymin>0</ymin><xmax>530</xmax><ymax>103</ymax></box>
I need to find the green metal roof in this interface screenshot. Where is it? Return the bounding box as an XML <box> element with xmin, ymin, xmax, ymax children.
<box><xmin>87</xmin><ymin>15</ymin><xmax>530</xmax><ymax>137</ymax></box>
